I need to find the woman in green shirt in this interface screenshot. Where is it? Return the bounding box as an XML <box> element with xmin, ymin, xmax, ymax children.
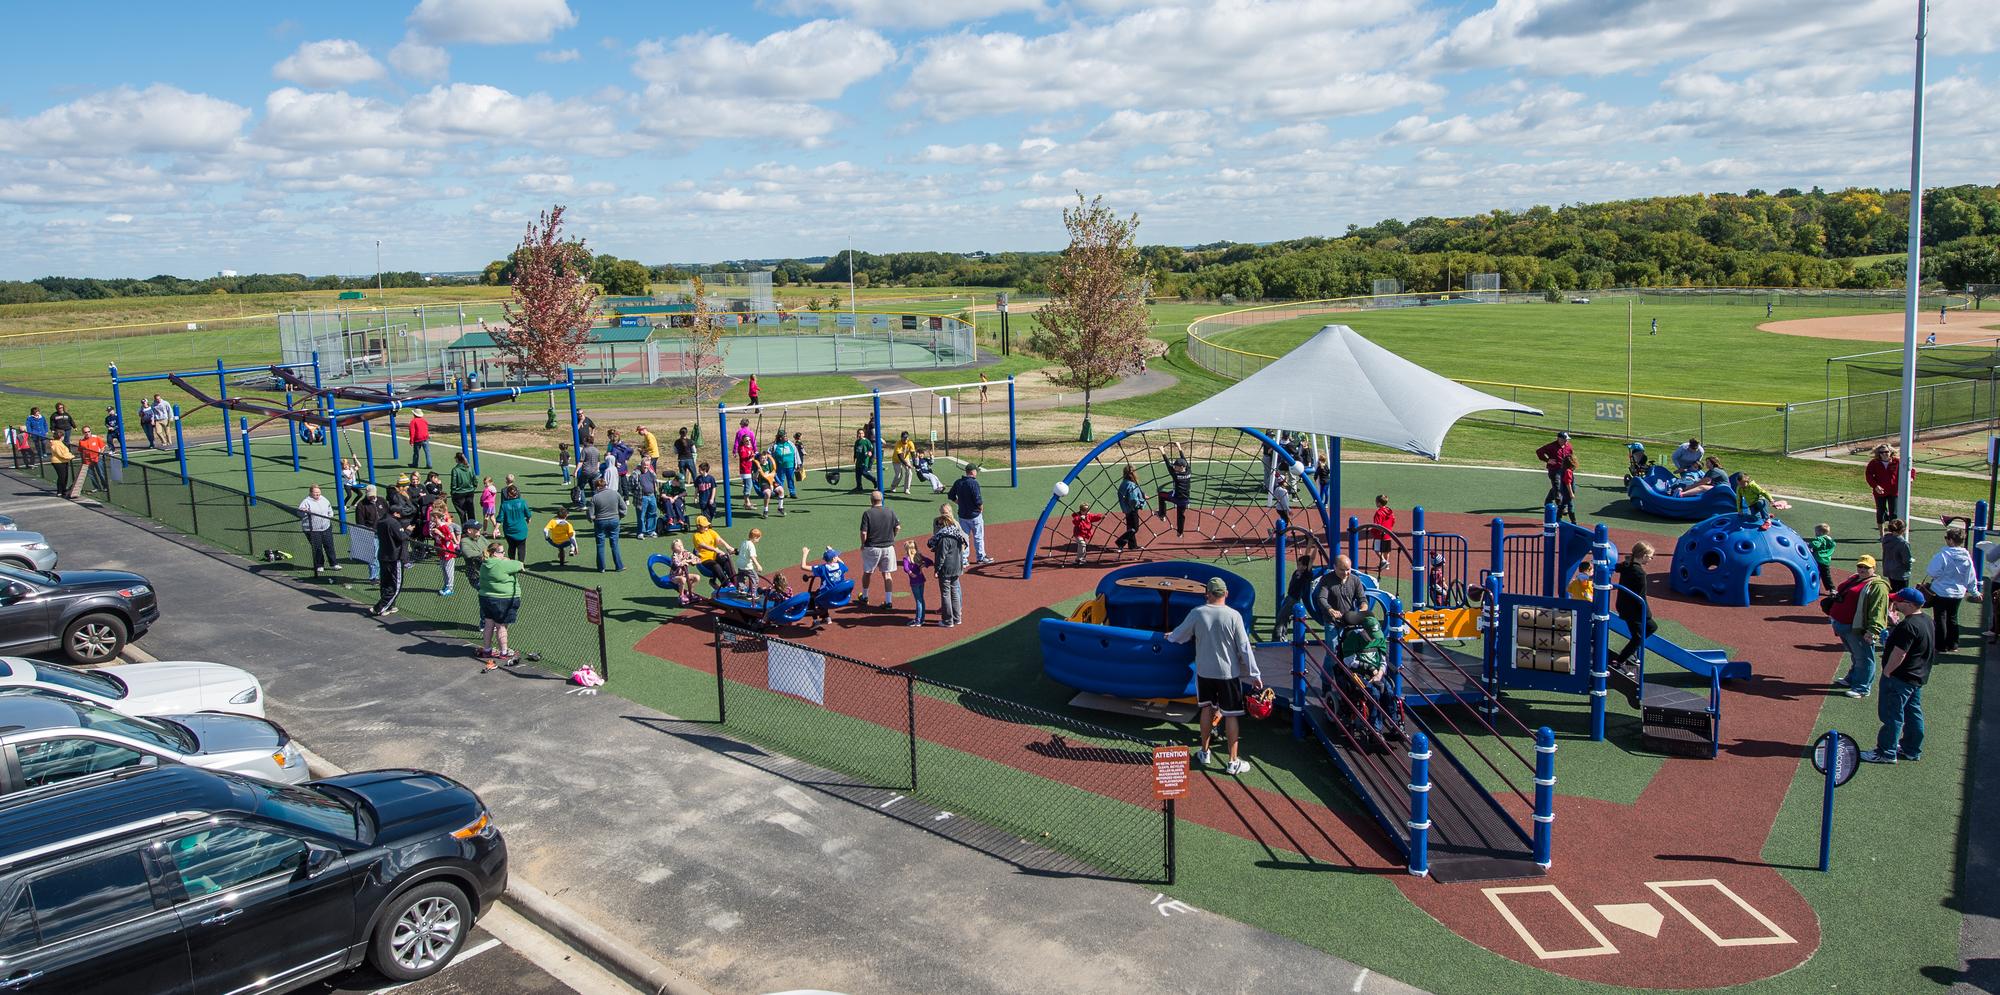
<box><xmin>497</xmin><ymin>485</ymin><xmax>532</xmax><ymax>560</ymax></box>
<box><xmin>476</xmin><ymin>541</ymin><xmax>523</xmax><ymax>671</ymax></box>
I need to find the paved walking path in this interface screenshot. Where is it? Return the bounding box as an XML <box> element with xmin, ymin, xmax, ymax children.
<box><xmin>2</xmin><ymin>478</ymin><xmax>1414</xmax><ymax>995</ymax></box>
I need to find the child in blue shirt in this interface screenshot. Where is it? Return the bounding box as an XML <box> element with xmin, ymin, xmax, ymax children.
<box><xmin>694</xmin><ymin>462</ymin><xmax>717</xmax><ymax>519</ymax></box>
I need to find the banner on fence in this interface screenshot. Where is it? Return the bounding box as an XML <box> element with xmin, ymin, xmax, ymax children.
<box><xmin>584</xmin><ymin>588</ymin><xmax>602</xmax><ymax>625</ymax></box>
<box><xmin>768</xmin><ymin>641</ymin><xmax>827</xmax><ymax>704</ymax></box>
<box><xmin>836</xmin><ymin>313</ymin><xmax>856</xmax><ymax>327</ymax></box>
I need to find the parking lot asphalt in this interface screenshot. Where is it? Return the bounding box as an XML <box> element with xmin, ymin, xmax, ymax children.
<box><xmin>3</xmin><ymin>478</ymin><xmax>1415</xmax><ymax>995</ymax></box>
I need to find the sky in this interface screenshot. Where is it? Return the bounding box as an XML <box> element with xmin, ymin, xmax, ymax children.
<box><xmin>0</xmin><ymin>0</ymin><xmax>1995</xmax><ymax>279</ymax></box>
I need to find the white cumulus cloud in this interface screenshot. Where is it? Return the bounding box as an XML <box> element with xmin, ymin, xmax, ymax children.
<box><xmin>769</xmin><ymin>0</ymin><xmax>1043</xmax><ymax>28</ymax></box>
<box><xmin>0</xmin><ymin>84</ymin><xmax>249</xmax><ymax>154</ymax></box>
<box><xmin>389</xmin><ymin>39</ymin><xmax>451</xmax><ymax>80</ymax></box>
<box><xmin>273</xmin><ymin>39</ymin><xmax>386</xmax><ymax>88</ymax></box>
<box><xmin>408</xmin><ymin>0</ymin><xmax>578</xmax><ymax>44</ymax></box>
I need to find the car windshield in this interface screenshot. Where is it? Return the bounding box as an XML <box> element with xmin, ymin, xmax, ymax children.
<box><xmin>26</xmin><ymin>662</ymin><xmax>124</xmax><ymax>700</ymax></box>
<box><xmin>67</xmin><ymin>699</ymin><xmax>197</xmax><ymax>753</ymax></box>
<box><xmin>253</xmin><ymin>780</ymin><xmax>363</xmax><ymax>842</ymax></box>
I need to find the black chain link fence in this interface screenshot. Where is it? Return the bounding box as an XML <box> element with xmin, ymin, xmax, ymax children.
<box><xmin>6</xmin><ymin>451</ymin><xmax>607</xmax><ymax>682</ymax></box>
<box><xmin>713</xmin><ymin>623</ymin><xmax>1173</xmax><ymax>883</ymax></box>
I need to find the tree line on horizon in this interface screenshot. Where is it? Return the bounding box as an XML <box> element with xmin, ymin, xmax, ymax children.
<box><xmin>7</xmin><ymin>183</ymin><xmax>1997</xmax><ymax>307</ymax></box>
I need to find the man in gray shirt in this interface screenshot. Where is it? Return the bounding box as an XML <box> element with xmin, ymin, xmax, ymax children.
<box><xmin>589</xmin><ymin>478</ymin><xmax>626</xmax><ymax>572</ymax></box>
<box><xmin>858</xmin><ymin>490</ymin><xmax>900</xmax><ymax>607</ymax></box>
<box><xmin>1167</xmin><ymin>576</ymin><xmax>1262</xmax><ymax>774</ymax></box>
<box><xmin>1312</xmin><ymin>554</ymin><xmax>1368</xmax><ymax>625</ymax></box>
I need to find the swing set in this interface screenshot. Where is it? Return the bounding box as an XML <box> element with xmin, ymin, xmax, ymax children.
<box><xmin>712</xmin><ymin>377</ymin><xmax>1021</xmax><ymax>527</ymax></box>
<box><xmin>110</xmin><ymin>352</ymin><xmax>581</xmax><ymax>533</ymax></box>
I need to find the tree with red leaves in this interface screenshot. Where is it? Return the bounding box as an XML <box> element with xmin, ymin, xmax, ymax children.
<box><xmin>498</xmin><ymin>205</ymin><xmax>598</xmax><ymax>397</ymax></box>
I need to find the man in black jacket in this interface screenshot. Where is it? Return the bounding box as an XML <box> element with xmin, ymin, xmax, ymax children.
<box><xmin>371</xmin><ymin>502</ymin><xmax>409</xmax><ymax>617</ymax></box>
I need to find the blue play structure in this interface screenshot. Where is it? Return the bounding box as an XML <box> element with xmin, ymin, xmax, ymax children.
<box><xmin>1626</xmin><ymin>465</ymin><xmax>1741</xmax><ymax>521</ymax></box>
<box><xmin>1668</xmin><ymin>513</ymin><xmax>1817</xmax><ymax>607</ymax></box>
<box><xmin>1038</xmin><ymin>562</ymin><xmax>1254</xmax><ymax>699</ymax></box>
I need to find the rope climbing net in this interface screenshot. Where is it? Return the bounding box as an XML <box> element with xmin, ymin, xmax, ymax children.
<box><xmin>1034</xmin><ymin>428</ymin><xmax>1330</xmax><ymax>570</ymax></box>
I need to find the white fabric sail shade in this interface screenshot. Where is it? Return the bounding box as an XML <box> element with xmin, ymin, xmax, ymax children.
<box><xmin>1135</xmin><ymin>324</ymin><xmax>1540</xmax><ymax>459</ymax></box>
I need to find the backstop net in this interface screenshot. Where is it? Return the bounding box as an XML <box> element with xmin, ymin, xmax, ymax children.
<box><xmin>683</xmin><ymin>272</ymin><xmax>775</xmax><ymax>312</ymax></box>
<box><xmin>1834</xmin><ymin>343</ymin><xmax>2000</xmax><ymax>447</ymax></box>
<box><xmin>1464</xmin><ymin>272</ymin><xmax>1501</xmax><ymax>303</ymax></box>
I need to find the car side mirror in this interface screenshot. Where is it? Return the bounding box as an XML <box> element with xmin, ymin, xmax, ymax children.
<box><xmin>303</xmin><ymin>842</ymin><xmax>339</xmax><ymax>879</ymax></box>
<box><xmin>1</xmin><ymin>582</ymin><xmax>26</xmax><ymax>601</ymax></box>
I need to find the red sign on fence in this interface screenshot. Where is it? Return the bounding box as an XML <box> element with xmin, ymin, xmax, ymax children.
<box><xmin>1153</xmin><ymin>745</ymin><xmax>1191</xmax><ymax>800</ymax></box>
<box><xmin>584</xmin><ymin>588</ymin><xmax>602</xmax><ymax>626</ymax></box>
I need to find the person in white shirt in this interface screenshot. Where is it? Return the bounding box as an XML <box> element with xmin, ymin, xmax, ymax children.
<box><xmin>1923</xmin><ymin>527</ymin><xmax>1980</xmax><ymax>652</ymax></box>
<box><xmin>297</xmin><ymin>484</ymin><xmax>338</xmax><ymax>577</ymax></box>
<box><xmin>734</xmin><ymin>528</ymin><xmax>765</xmax><ymax>596</ymax></box>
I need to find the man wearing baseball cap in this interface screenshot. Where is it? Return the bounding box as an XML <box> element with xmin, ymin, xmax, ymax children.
<box><xmin>1862</xmin><ymin>587</ymin><xmax>1933</xmax><ymax>764</ymax></box>
<box><xmin>1166</xmin><ymin>576</ymin><xmax>1261</xmax><ymax>774</ymax></box>
<box><xmin>1836</xmin><ymin>554</ymin><xmax>1893</xmax><ymax>698</ymax></box>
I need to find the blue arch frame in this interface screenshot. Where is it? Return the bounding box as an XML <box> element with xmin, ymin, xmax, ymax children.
<box><xmin>1020</xmin><ymin>426</ymin><xmax>1338</xmax><ymax>578</ymax></box>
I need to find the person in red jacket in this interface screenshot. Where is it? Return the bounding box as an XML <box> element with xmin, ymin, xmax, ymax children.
<box><xmin>407</xmin><ymin>412</ymin><xmax>432</xmax><ymax>469</ymax></box>
<box><xmin>1865</xmin><ymin>445</ymin><xmax>1903</xmax><ymax>525</ymax></box>
<box><xmin>1534</xmin><ymin>431</ymin><xmax>1577</xmax><ymax>523</ymax></box>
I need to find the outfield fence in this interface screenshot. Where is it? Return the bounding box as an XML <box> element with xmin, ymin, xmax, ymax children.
<box><xmin>713</xmin><ymin>624</ymin><xmax>1173</xmax><ymax>883</ymax></box>
<box><xmin>5</xmin><ymin>453</ymin><xmax>609</xmax><ymax>682</ymax></box>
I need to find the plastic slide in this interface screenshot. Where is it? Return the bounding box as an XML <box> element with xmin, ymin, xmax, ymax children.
<box><xmin>1606</xmin><ymin>616</ymin><xmax>1751</xmax><ymax>680</ymax></box>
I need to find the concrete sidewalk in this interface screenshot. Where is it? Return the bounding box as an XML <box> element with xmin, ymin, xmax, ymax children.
<box><xmin>2</xmin><ymin>478</ymin><xmax>1417</xmax><ymax>995</ymax></box>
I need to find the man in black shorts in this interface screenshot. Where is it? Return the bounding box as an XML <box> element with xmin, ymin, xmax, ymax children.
<box><xmin>1167</xmin><ymin>576</ymin><xmax>1262</xmax><ymax>774</ymax></box>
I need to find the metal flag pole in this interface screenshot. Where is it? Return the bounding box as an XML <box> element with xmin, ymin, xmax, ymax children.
<box><xmin>1895</xmin><ymin>0</ymin><xmax>1929</xmax><ymax>523</ymax></box>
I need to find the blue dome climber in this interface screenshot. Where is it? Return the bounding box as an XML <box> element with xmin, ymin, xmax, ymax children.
<box><xmin>1669</xmin><ymin>513</ymin><xmax>1817</xmax><ymax>607</ymax></box>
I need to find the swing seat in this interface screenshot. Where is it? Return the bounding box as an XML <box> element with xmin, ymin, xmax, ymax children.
<box><xmin>811</xmin><ymin>578</ymin><xmax>855</xmax><ymax>612</ymax></box>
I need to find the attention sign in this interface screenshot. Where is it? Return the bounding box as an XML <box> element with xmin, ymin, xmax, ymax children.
<box><xmin>1152</xmin><ymin>745</ymin><xmax>1191</xmax><ymax>800</ymax></box>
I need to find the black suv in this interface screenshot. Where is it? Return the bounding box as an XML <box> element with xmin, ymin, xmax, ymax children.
<box><xmin>0</xmin><ymin>763</ymin><xmax>506</xmax><ymax>994</ymax></box>
<box><xmin>0</xmin><ymin>564</ymin><xmax>159</xmax><ymax>664</ymax></box>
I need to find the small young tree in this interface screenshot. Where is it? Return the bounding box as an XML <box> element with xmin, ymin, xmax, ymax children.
<box><xmin>498</xmin><ymin>205</ymin><xmax>597</xmax><ymax>418</ymax></box>
<box><xmin>682</xmin><ymin>275</ymin><xmax>729</xmax><ymax>446</ymax></box>
<box><xmin>1031</xmin><ymin>193</ymin><xmax>1151</xmax><ymax>439</ymax></box>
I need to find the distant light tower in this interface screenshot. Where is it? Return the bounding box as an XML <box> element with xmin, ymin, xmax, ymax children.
<box><xmin>375</xmin><ymin>240</ymin><xmax>383</xmax><ymax>293</ymax></box>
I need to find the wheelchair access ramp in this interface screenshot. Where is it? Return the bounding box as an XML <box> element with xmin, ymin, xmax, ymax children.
<box><xmin>1295</xmin><ymin>626</ymin><xmax>1551</xmax><ymax>883</ymax></box>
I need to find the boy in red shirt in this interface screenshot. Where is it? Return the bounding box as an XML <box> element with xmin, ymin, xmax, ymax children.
<box><xmin>1371</xmin><ymin>495</ymin><xmax>1396</xmax><ymax>572</ymax></box>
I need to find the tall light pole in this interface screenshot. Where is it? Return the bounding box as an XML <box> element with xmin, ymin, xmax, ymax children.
<box><xmin>1626</xmin><ymin>298</ymin><xmax>1635</xmax><ymax>440</ymax></box>
<box><xmin>1895</xmin><ymin>0</ymin><xmax>1929</xmax><ymax>523</ymax></box>
<box><xmin>847</xmin><ymin>235</ymin><xmax>856</xmax><ymax>316</ymax></box>
<box><xmin>375</xmin><ymin>239</ymin><xmax>383</xmax><ymax>293</ymax></box>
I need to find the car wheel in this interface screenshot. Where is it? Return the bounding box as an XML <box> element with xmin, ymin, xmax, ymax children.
<box><xmin>63</xmin><ymin>613</ymin><xmax>127</xmax><ymax>664</ymax></box>
<box><xmin>369</xmin><ymin>882</ymin><xmax>470</xmax><ymax>982</ymax></box>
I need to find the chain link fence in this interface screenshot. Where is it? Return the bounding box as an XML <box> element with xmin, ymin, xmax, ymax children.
<box><xmin>6</xmin><ymin>453</ymin><xmax>607</xmax><ymax>681</ymax></box>
<box><xmin>712</xmin><ymin>624</ymin><xmax>1172</xmax><ymax>883</ymax></box>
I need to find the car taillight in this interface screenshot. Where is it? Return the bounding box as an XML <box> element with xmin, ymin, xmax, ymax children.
<box><xmin>451</xmin><ymin>811</ymin><xmax>491</xmax><ymax>840</ymax></box>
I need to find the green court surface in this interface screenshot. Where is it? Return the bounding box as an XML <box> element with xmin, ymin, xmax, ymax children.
<box><xmin>654</xmin><ymin>330</ymin><xmax>966</xmax><ymax>376</ymax></box>
<box><xmin>111</xmin><ymin>435</ymin><xmax>1979</xmax><ymax>994</ymax></box>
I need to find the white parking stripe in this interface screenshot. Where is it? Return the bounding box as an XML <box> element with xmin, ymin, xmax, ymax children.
<box><xmin>376</xmin><ymin>937</ymin><xmax>502</xmax><ymax>993</ymax></box>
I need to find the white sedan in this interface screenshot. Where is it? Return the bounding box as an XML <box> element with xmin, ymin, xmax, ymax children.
<box><xmin>0</xmin><ymin>656</ymin><xmax>264</xmax><ymax>717</ymax></box>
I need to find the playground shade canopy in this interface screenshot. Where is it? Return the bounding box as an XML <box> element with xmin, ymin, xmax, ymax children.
<box><xmin>1134</xmin><ymin>324</ymin><xmax>1540</xmax><ymax>459</ymax></box>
